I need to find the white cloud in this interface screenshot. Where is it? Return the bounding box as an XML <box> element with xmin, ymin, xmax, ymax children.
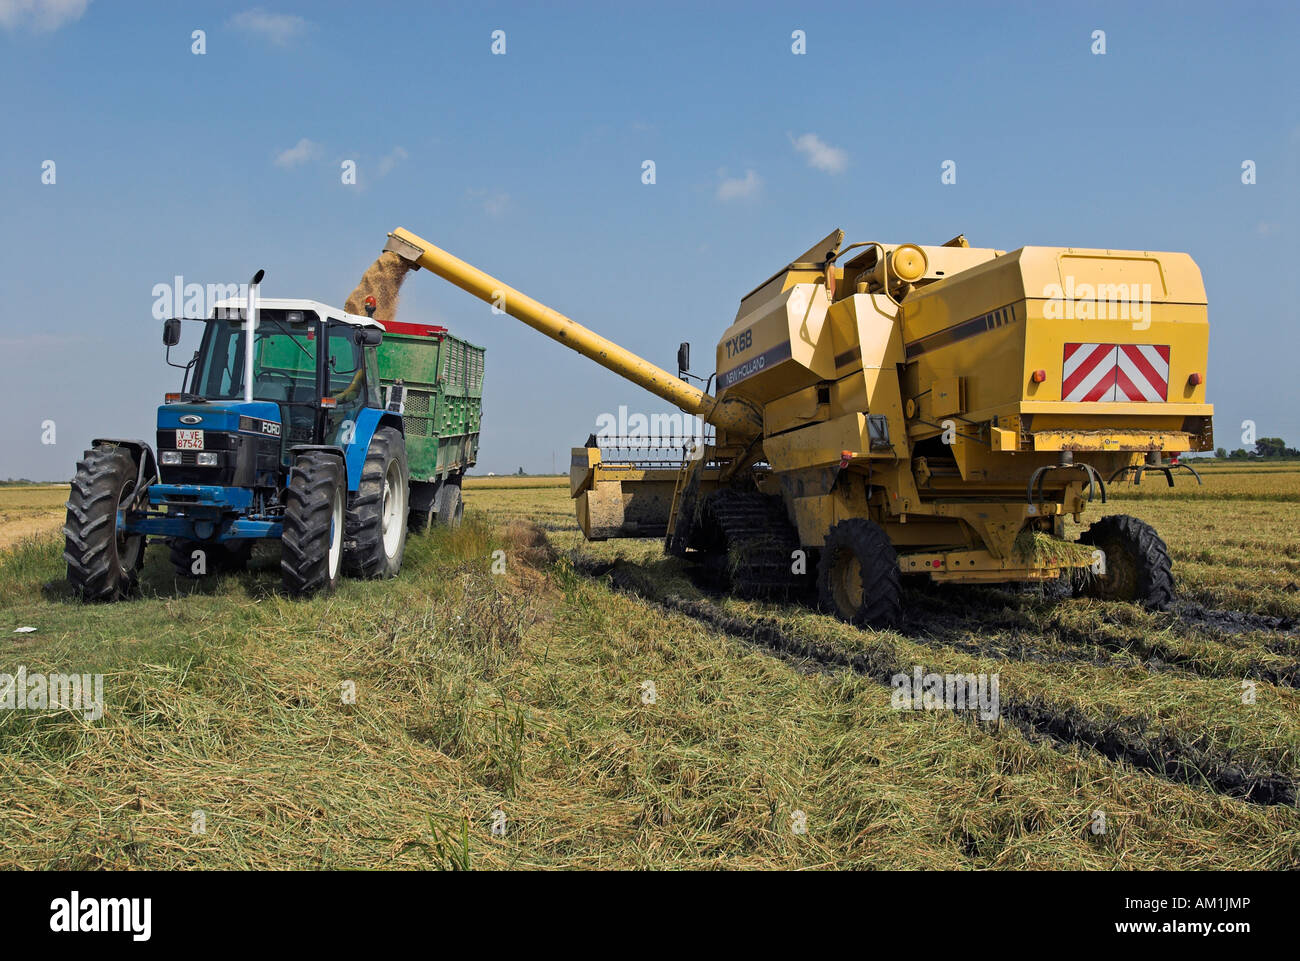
<box><xmin>274</xmin><ymin>138</ymin><xmax>319</xmax><ymax>168</ymax></box>
<box><xmin>0</xmin><ymin>0</ymin><xmax>90</xmax><ymax>33</ymax></box>
<box><xmin>230</xmin><ymin>8</ymin><xmax>308</xmax><ymax>46</ymax></box>
<box><xmin>377</xmin><ymin>146</ymin><xmax>408</xmax><ymax>177</ymax></box>
<box><xmin>717</xmin><ymin>169</ymin><xmax>762</xmax><ymax>201</ymax></box>
<box><xmin>791</xmin><ymin>133</ymin><xmax>847</xmax><ymax>174</ymax></box>
<box><xmin>466</xmin><ymin>188</ymin><xmax>510</xmax><ymax>217</ymax></box>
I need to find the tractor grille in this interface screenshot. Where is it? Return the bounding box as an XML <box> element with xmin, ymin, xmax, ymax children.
<box><xmin>156</xmin><ymin>430</ymin><xmax>281</xmax><ymax>487</ymax></box>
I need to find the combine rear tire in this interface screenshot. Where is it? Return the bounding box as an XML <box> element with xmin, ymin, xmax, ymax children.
<box><xmin>436</xmin><ymin>475</ymin><xmax>464</xmax><ymax>529</ymax></box>
<box><xmin>169</xmin><ymin>539</ymin><xmax>252</xmax><ymax>578</ymax></box>
<box><xmin>280</xmin><ymin>452</ymin><xmax>345</xmax><ymax>596</ymax></box>
<box><xmin>817</xmin><ymin>518</ymin><xmax>902</xmax><ymax>629</ymax></box>
<box><xmin>1076</xmin><ymin>514</ymin><xmax>1174</xmax><ymax>609</ymax></box>
<box><xmin>344</xmin><ymin>427</ymin><xmax>409</xmax><ymax>578</ymax></box>
<box><xmin>63</xmin><ymin>445</ymin><xmax>145</xmax><ymax>602</ymax></box>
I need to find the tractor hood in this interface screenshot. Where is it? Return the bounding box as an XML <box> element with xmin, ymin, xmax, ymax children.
<box><xmin>157</xmin><ymin>401</ymin><xmax>282</xmax><ymax>435</ymax></box>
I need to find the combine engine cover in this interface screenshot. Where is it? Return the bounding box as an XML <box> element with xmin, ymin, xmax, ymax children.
<box><xmin>901</xmin><ymin>246</ymin><xmax>1212</xmax><ymax>461</ymax></box>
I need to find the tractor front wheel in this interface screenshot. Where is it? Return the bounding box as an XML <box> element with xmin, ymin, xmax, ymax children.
<box><xmin>345</xmin><ymin>427</ymin><xmax>410</xmax><ymax>578</ymax></box>
<box><xmin>817</xmin><ymin>518</ymin><xmax>902</xmax><ymax>629</ymax></box>
<box><xmin>64</xmin><ymin>444</ymin><xmax>146</xmax><ymax>602</ymax></box>
<box><xmin>1076</xmin><ymin>514</ymin><xmax>1174</xmax><ymax>609</ymax></box>
<box><xmin>280</xmin><ymin>451</ymin><xmax>346</xmax><ymax>596</ymax></box>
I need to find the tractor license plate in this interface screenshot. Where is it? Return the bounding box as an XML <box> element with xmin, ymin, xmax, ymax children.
<box><xmin>175</xmin><ymin>429</ymin><xmax>204</xmax><ymax>450</ymax></box>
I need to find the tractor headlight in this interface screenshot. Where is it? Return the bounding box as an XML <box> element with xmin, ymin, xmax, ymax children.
<box><xmin>160</xmin><ymin>451</ymin><xmax>182</xmax><ymax>466</ymax></box>
<box><xmin>196</xmin><ymin>452</ymin><xmax>220</xmax><ymax>467</ymax></box>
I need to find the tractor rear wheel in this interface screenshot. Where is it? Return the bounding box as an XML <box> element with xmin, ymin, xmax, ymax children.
<box><xmin>169</xmin><ymin>539</ymin><xmax>252</xmax><ymax>578</ymax></box>
<box><xmin>280</xmin><ymin>451</ymin><xmax>346</xmax><ymax>596</ymax></box>
<box><xmin>435</xmin><ymin>475</ymin><xmax>464</xmax><ymax>529</ymax></box>
<box><xmin>817</xmin><ymin>518</ymin><xmax>902</xmax><ymax>629</ymax></box>
<box><xmin>1076</xmin><ymin>514</ymin><xmax>1174</xmax><ymax>609</ymax></box>
<box><xmin>64</xmin><ymin>444</ymin><xmax>145</xmax><ymax>602</ymax></box>
<box><xmin>345</xmin><ymin>427</ymin><xmax>410</xmax><ymax>578</ymax></box>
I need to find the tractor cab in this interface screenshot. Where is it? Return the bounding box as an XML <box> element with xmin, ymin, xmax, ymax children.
<box><xmin>158</xmin><ymin>299</ymin><xmax>386</xmax><ymax>488</ymax></box>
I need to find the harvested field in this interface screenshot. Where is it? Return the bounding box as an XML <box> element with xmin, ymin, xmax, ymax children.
<box><xmin>0</xmin><ymin>463</ymin><xmax>1297</xmax><ymax>868</ymax></box>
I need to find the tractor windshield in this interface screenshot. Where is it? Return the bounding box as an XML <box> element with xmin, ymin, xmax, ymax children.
<box><xmin>192</xmin><ymin>310</ymin><xmax>319</xmax><ymax>404</ymax></box>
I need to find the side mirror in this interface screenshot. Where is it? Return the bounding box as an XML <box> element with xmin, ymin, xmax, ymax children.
<box><xmin>356</xmin><ymin>327</ymin><xmax>383</xmax><ymax>348</ymax></box>
<box><xmin>677</xmin><ymin>342</ymin><xmax>690</xmax><ymax>375</ymax></box>
<box><xmin>163</xmin><ymin>318</ymin><xmax>182</xmax><ymax>347</ymax></box>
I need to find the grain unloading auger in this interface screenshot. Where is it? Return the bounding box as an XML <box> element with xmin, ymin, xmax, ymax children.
<box><xmin>385</xmin><ymin>226</ymin><xmax>1213</xmax><ymax>627</ymax></box>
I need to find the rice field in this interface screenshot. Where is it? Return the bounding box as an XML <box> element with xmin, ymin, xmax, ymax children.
<box><xmin>0</xmin><ymin>462</ymin><xmax>1296</xmax><ymax>868</ymax></box>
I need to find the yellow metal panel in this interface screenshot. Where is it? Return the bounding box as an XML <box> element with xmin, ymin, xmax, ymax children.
<box><xmin>932</xmin><ymin>375</ymin><xmax>965</xmax><ymax>417</ymax></box>
<box><xmin>570</xmin><ymin>446</ymin><xmax>599</xmax><ymax>498</ymax></box>
<box><xmin>716</xmin><ymin>283</ymin><xmax>834</xmax><ymax>403</ymax></box>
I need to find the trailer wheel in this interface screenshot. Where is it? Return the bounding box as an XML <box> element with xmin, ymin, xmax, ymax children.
<box><xmin>817</xmin><ymin>518</ymin><xmax>901</xmax><ymax>629</ymax></box>
<box><xmin>280</xmin><ymin>451</ymin><xmax>346</xmax><ymax>596</ymax></box>
<box><xmin>345</xmin><ymin>427</ymin><xmax>409</xmax><ymax>578</ymax></box>
<box><xmin>63</xmin><ymin>444</ymin><xmax>145</xmax><ymax>602</ymax></box>
<box><xmin>436</xmin><ymin>476</ymin><xmax>464</xmax><ymax>529</ymax></box>
<box><xmin>169</xmin><ymin>539</ymin><xmax>252</xmax><ymax>578</ymax></box>
<box><xmin>1076</xmin><ymin>514</ymin><xmax>1174</xmax><ymax>609</ymax></box>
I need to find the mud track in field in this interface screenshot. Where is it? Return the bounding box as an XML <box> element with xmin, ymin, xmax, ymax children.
<box><xmin>1175</xmin><ymin>602</ymin><xmax>1296</xmax><ymax>636</ymax></box>
<box><xmin>895</xmin><ymin>586</ymin><xmax>1300</xmax><ymax>690</ymax></box>
<box><xmin>577</xmin><ymin>558</ymin><xmax>1298</xmax><ymax>807</ymax></box>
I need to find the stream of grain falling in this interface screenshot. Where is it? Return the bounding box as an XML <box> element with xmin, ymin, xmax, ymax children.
<box><xmin>344</xmin><ymin>250</ymin><xmax>413</xmax><ymax>321</ymax></box>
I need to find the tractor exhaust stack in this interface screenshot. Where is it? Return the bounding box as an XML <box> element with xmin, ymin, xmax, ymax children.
<box><xmin>244</xmin><ymin>268</ymin><xmax>265</xmax><ymax>404</ymax></box>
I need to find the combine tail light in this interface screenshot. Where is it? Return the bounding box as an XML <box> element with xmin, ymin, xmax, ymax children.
<box><xmin>1031</xmin><ymin>369</ymin><xmax>1047</xmax><ymax>384</ymax></box>
<box><xmin>1188</xmin><ymin>372</ymin><xmax>1203</xmax><ymax>386</ymax></box>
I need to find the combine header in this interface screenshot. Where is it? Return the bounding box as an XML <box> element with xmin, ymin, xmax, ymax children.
<box><xmin>383</xmin><ymin>227</ymin><xmax>1212</xmax><ymax>627</ymax></box>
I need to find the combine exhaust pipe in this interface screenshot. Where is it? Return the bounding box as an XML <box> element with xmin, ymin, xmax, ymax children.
<box><xmin>384</xmin><ymin>228</ymin><xmax>761</xmax><ymax>440</ymax></box>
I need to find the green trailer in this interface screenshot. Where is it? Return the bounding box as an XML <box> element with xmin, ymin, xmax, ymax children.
<box><xmin>374</xmin><ymin>319</ymin><xmax>484</xmax><ymax>531</ymax></box>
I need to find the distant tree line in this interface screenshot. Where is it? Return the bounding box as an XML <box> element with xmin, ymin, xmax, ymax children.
<box><xmin>1213</xmin><ymin>437</ymin><xmax>1299</xmax><ymax>460</ymax></box>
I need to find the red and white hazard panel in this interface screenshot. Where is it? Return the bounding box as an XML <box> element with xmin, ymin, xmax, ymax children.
<box><xmin>1062</xmin><ymin>343</ymin><xmax>1169</xmax><ymax>402</ymax></box>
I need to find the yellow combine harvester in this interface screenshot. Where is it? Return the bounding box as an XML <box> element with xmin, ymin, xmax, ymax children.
<box><xmin>383</xmin><ymin>227</ymin><xmax>1213</xmax><ymax>627</ymax></box>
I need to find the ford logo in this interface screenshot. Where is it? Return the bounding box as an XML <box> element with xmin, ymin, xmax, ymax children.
<box><xmin>179</xmin><ymin>415</ymin><xmax>203</xmax><ymax>425</ymax></box>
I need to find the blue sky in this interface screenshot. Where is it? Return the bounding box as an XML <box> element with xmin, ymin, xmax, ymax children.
<box><xmin>1</xmin><ymin>0</ymin><xmax>1296</xmax><ymax>478</ymax></box>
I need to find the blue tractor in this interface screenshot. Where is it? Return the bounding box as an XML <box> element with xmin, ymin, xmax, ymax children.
<box><xmin>64</xmin><ymin>273</ymin><xmax>411</xmax><ymax>600</ymax></box>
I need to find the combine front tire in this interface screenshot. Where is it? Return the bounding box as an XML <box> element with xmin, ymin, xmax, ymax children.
<box><xmin>344</xmin><ymin>427</ymin><xmax>409</xmax><ymax>578</ymax></box>
<box><xmin>817</xmin><ymin>518</ymin><xmax>902</xmax><ymax>629</ymax></box>
<box><xmin>280</xmin><ymin>451</ymin><xmax>346</xmax><ymax>596</ymax></box>
<box><xmin>1076</xmin><ymin>514</ymin><xmax>1174</xmax><ymax>609</ymax></box>
<box><xmin>63</xmin><ymin>445</ymin><xmax>145</xmax><ymax>602</ymax></box>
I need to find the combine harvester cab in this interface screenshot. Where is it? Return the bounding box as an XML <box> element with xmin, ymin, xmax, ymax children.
<box><xmin>64</xmin><ymin>280</ymin><xmax>482</xmax><ymax>603</ymax></box>
<box><xmin>382</xmin><ymin>227</ymin><xmax>1212</xmax><ymax>628</ymax></box>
